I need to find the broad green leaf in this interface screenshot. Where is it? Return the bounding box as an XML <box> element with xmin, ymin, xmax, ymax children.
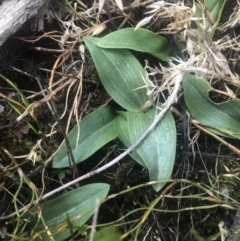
<box><xmin>183</xmin><ymin>74</ymin><xmax>240</xmax><ymax>139</ymax></box>
<box><xmin>96</xmin><ymin>28</ymin><xmax>173</xmax><ymax>61</ymax></box>
<box><xmin>127</xmin><ymin>108</ymin><xmax>176</xmax><ymax>191</ymax></box>
<box><xmin>93</xmin><ymin>226</ymin><xmax>121</xmax><ymax>241</ymax></box>
<box><xmin>114</xmin><ymin>111</ymin><xmax>146</xmax><ymax>168</ymax></box>
<box><xmin>116</xmin><ymin>107</ymin><xmax>176</xmax><ymax>192</ymax></box>
<box><xmin>25</xmin><ymin>183</ymin><xmax>110</xmax><ymax>241</ymax></box>
<box><xmin>53</xmin><ymin>106</ymin><xmax>117</xmax><ymax>168</ymax></box>
<box><xmin>83</xmin><ymin>36</ymin><xmax>149</xmax><ymax>111</ymax></box>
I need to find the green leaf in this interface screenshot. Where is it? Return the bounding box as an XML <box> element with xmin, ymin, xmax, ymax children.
<box><xmin>93</xmin><ymin>226</ymin><xmax>121</xmax><ymax>241</ymax></box>
<box><xmin>183</xmin><ymin>74</ymin><xmax>240</xmax><ymax>139</ymax></box>
<box><xmin>96</xmin><ymin>28</ymin><xmax>173</xmax><ymax>61</ymax></box>
<box><xmin>25</xmin><ymin>183</ymin><xmax>110</xmax><ymax>241</ymax></box>
<box><xmin>127</xmin><ymin>107</ymin><xmax>176</xmax><ymax>191</ymax></box>
<box><xmin>53</xmin><ymin>106</ymin><xmax>117</xmax><ymax>168</ymax></box>
<box><xmin>83</xmin><ymin>36</ymin><xmax>149</xmax><ymax>111</ymax></box>
<box><xmin>114</xmin><ymin>107</ymin><xmax>176</xmax><ymax>192</ymax></box>
<box><xmin>114</xmin><ymin>111</ymin><xmax>146</xmax><ymax>168</ymax></box>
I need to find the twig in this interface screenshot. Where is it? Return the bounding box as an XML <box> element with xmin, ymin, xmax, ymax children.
<box><xmin>30</xmin><ymin>46</ymin><xmax>78</xmax><ymax>53</ymax></box>
<box><xmin>89</xmin><ymin>199</ymin><xmax>100</xmax><ymax>241</ymax></box>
